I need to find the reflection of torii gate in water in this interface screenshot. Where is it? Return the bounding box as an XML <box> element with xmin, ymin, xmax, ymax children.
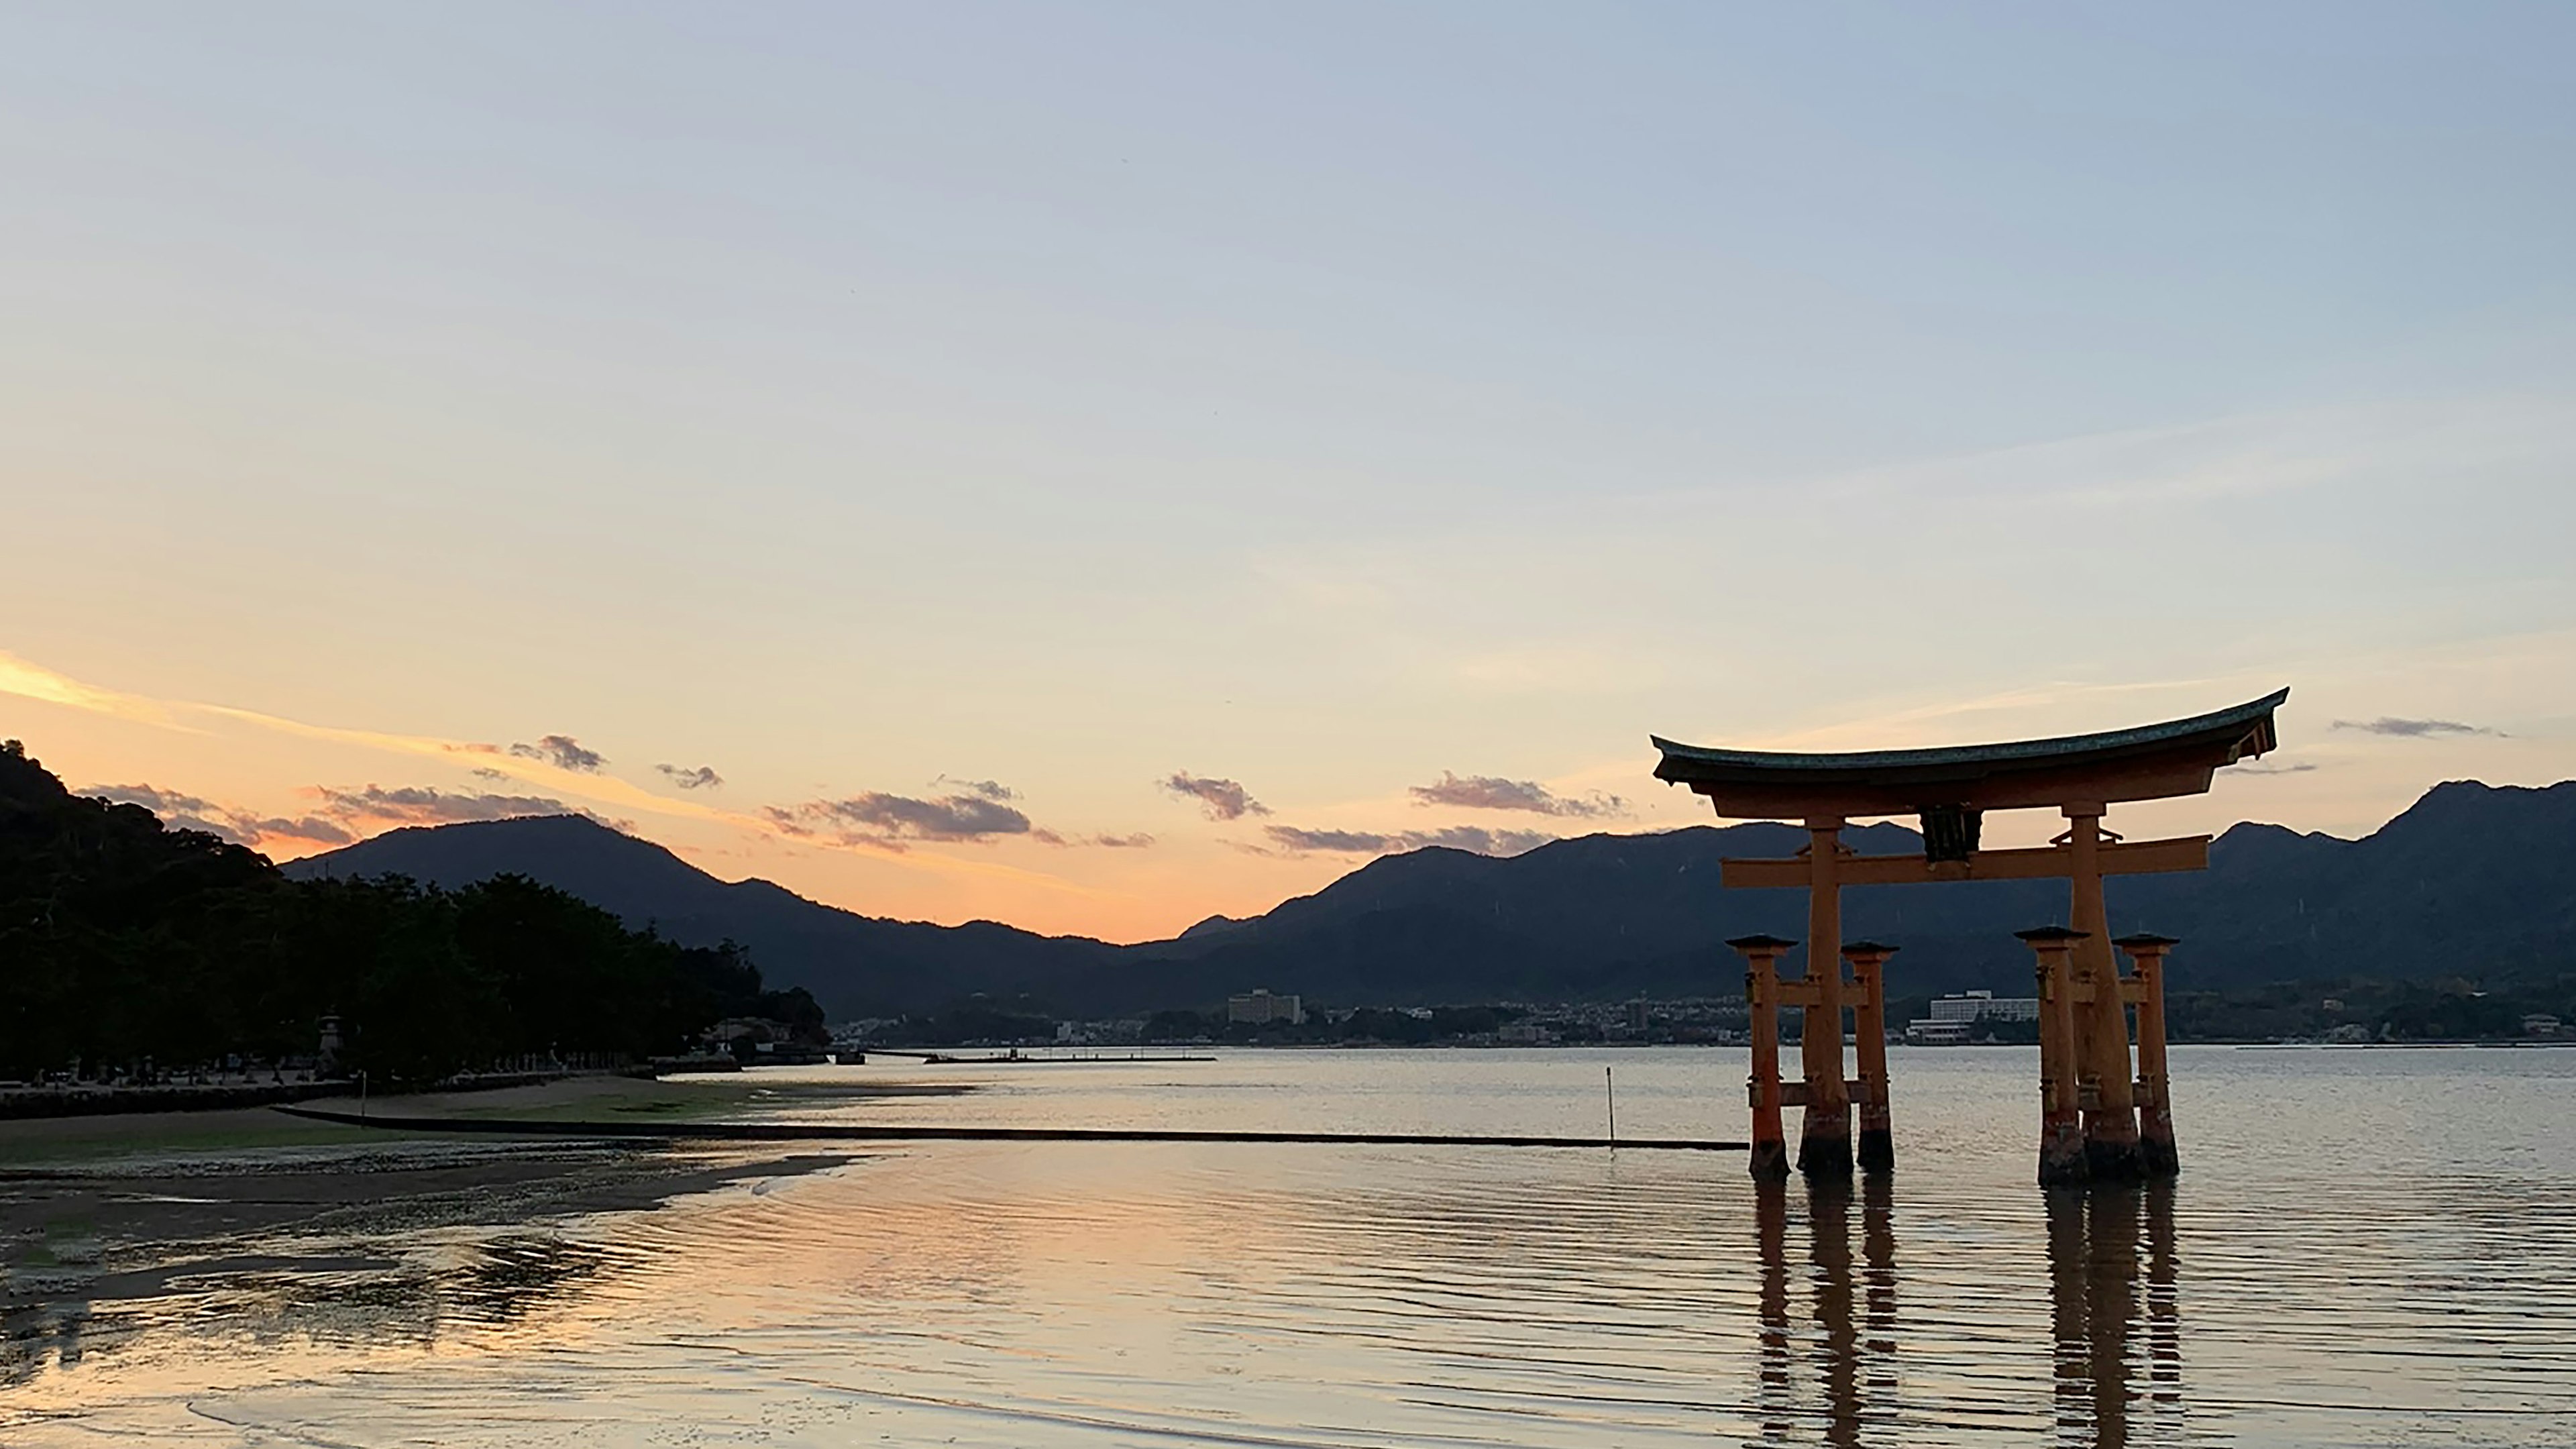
<box><xmin>1750</xmin><ymin>1176</ymin><xmax>2181</xmax><ymax>1444</ymax></box>
<box><xmin>1651</xmin><ymin>690</ymin><xmax>2287</xmax><ymax>1186</ymax></box>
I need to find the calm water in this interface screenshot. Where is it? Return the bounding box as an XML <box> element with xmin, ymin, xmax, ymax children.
<box><xmin>9</xmin><ymin>1046</ymin><xmax>2576</xmax><ymax>1446</ymax></box>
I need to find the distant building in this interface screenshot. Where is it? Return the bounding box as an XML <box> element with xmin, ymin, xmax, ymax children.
<box><xmin>1927</xmin><ymin>989</ymin><xmax>2039</xmax><ymax>1024</ymax></box>
<box><xmin>1054</xmin><ymin>1019</ymin><xmax>1148</xmax><ymax>1046</ymax></box>
<box><xmin>1625</xmin><ymin>1000</ymin><xmax>1652</xmax><ymax>1032</ymax></box>
<box><xmin>1228</xmin><ymin>989</ymin><xmax>1304</xmax><ymax>1026</ymax></box>
<box><xmin>2526</xmin><ymin>1014</ymin><xmax>2564</xmax><ymax>1036</ymax></box>
<box><xmin>1905</xmin><ymin>990</ymin><xmax>2039</xmax><ymax>1044</ymax></box>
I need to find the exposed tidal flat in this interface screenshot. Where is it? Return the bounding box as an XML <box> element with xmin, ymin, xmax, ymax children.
<box><xmin>5</xmin><ymin>1049</ymin><xmax>2574</xmax><ymax>1447</ymax></box>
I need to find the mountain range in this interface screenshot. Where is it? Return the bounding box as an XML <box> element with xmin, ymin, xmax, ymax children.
<box><xmin>286</xmin><ymin>779</ymin><xmax>2576</xmax><ymax>1018</ymax></box>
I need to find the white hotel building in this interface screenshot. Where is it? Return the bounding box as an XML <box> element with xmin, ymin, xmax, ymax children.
<box><xmin>1905</xmin><ymin>989</ymin><xmax>2040</xmax><ymax>1044</ymax></box>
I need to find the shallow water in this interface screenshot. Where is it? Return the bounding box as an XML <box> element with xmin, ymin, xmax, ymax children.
<box><xmin>7</xmin><ymin>1045</ymin><xmax>2575</xmax><ymax>1446</ymax></box>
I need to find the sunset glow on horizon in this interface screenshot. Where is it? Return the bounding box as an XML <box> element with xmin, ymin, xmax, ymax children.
<box><xmin>8</xmin><ymin>7</ymin><xmax>2573</xmax><ymax>941</ymax></box>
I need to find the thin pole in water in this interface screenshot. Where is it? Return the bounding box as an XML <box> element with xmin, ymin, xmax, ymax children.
<box><xmin>1605</xmin><ymin>1066</ymin><xmax>1617</xmax><ymax>1145</ymax></box>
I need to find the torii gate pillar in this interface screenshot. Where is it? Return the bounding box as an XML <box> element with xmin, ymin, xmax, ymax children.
<box><xmin>2064</xmin><ymin>806</ymin><xmax>2145</xmax><ymax>1182</ymax></box>
<box><xmin>2020</xmin><ymin>926</ymin><xmax>2094</xmax><ymax>1187</ymax></box>
<box><xmin>2116</xmin><ymin>934</ymin><xmax>2182</xmax><ymax>1177</ymax></box>
<box><xmin>1843</xmin><ymin>941</ymin><xmax>1897</xmax><ymax>1171</ymax></box>
<box><xmin>1796</xmin><ymin>819</ymin><xmax>1851</xmax><ymax>1179</ymax></box>
<box><xmin>1729</xmin><ymin>933</ymin><xmax>1796</xmax><ymax>1181</ymax></box>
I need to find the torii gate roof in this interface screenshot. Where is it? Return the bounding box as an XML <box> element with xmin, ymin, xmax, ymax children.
<box><xmin>1652</xmin><ymin>688</ymin><xmax>2287</xmax><ymax>818</ymax></box>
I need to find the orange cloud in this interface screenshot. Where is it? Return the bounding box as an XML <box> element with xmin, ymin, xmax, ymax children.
<box><xmin>5</xmin><ymin>649</ymin><xmax>1134</xmax><ymax>903</ymax></box>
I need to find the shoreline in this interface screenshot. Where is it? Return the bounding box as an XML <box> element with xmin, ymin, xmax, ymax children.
<box><xmin>0</xmin><ymin>1073</ymin><xmax>907</xmax><ymax>1344</ymax></box>
<box><xmin>0</xmin><ymin>1071</ymin><xmax>967</xmax><ymax>1167</ymax></box>
<box><xmin>0</xmin><ymin>1066</ymin><xmax>668</xmax><ymax>1123</ymax></box>
<box><xmin>0</xmin><ymin>1138</ymin><xmax>861</xmax><ymax>1351</ymax></box>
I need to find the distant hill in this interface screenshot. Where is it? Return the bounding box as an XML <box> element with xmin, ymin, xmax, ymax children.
<box><xmin>286</xmin><ymin>781</ymin><xmax>2576</xmax><ymax>1016</ymax></box>
<box><xmin>1118</xmin><ymin>782</ymin><xmax>2576</xmax><ymax>1006</ymax></box>
<box><xmin>286</xmin><ymin>816</ymin><xmax>1118</xmax><ymax>1017</ymax></box>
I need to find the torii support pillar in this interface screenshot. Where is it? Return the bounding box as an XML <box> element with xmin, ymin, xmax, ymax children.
<box><xmin>1797</xmin><ymin>820</ymin><xmax>1852</xmax><ymax>1181</ymax></box>
<box><xmin>2115</xmin><ymin>934</ymin><xmax>2182</xmax><ymax>1178</ymax></box>
<box><xmin>1728</xmin><ymin>934</ymin><xmax>1797</xmax><ymax>1181</ymax></box>
<box><xmin>2063</xmin><ymin>807</ymin><xmax>2145</xmax><ymax>1182</ymax></box>
<box><xmin>2019</xmin><ymin>926</ymin><xmax>2090</xmax><ymax>1187</ymax></box>
<box><xmin>1842</xmin><ymin>941</ymin><xmax>1897</xmax><ymax>1173</ymax></box>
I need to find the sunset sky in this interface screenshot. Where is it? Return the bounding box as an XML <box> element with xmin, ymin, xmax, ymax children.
<box><xmin>7</xmin><ymin>5</ymin><xmax>2573</xmax><ymax>941</ymax></box>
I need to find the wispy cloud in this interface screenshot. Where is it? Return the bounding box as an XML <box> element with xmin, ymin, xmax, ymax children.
<box><xmin>313</xmin><ymin>784</ymin><xmax>597</xmax><ymax>827</ymax></box>
<box><xmin>1030</xmin><ymin>826</ymin><xmax>1158</xmax><ymax>849</ymax></box>
<box><xmin>1161</xmin><ymin>772</ymin><xmax>1269</xmax><ymax>820</ymax></box>
<box><xmin>2330</xmin><ymin>716</ymin><xmax>2502</xmax><ymax>738</ymax></box>
<box><xmin>85</xmin><ymin>782</ymin><xmax>357</xmax><ymax>849</ymax></box>
<box><xmin>2233</xmin><ymin>760</ymin><xmax>2320</xmax><ymax>775</ymax></box>
<box><xmin>510</xmin><ymin>735</ymin><xmax>606</xmax><ymax>772</ymax></box>
<box><xmin>1</xmin><ymin>654</ymin><xmax>180</xmax><ymax>726</ymax></box>
<box><xmin>1260</xmin><ymin>825</ymin><xmax>1388</xmax><ymax>854</ymax></box>
<box><xmin>769</xmin><ymin>785</ymin><xmax>1155</xmax><ymax>855</ymax></box>
<box><xmin>656</xmin><ymin>763</ymin><xmax>724</xmax><ymax>790</ymax></box>
<box><xmin>8</xmin><ymin>653</ymin><xmax>1126</xmax><ymax>900</ymax></box>
<box><xmin>1260</xmin><ymin>823</ymin><xmax>1556</xmax><ymax>858</ymax></box>
<box><xmin>768</xmin><ymin>790</ymin><xmax>1034</xmax><ymax>850</ymax></box>
<box><xmin>1409</xmin><ymin>770</ymin><xmax>1623</xmax><ymax>818</ymax></box>
<box><xmin>0</xmin><ymin>651</ymin><xmax>754</xmax><ymax>831</ymax></box>
<box><xmin>87</xmin><ymin>782</ymin><xmax>219</xmax><ymax>818</ymax></box>
<box><xmin>1731</xmin><ymin>677</ymin><xmax>2245</xmax><ymax>754</ymax></box>
<box><xmin>235</xmin><ymin>814</ymin><xmax>359</xmax><ymax>847</ymax></box>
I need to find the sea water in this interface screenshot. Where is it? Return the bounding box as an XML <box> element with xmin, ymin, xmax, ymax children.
<box><xmin>6</xmin><ymin>1045</ymin><xmax>2573</xmax><ymax>1447</ymax></box>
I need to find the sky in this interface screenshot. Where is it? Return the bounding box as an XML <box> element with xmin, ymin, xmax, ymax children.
<box><xmin>6</xmin><ymin>3</ymin><xmax>2575</xmax><ymax>942</ymax></box>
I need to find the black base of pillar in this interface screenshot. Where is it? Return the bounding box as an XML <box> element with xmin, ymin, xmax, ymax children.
<box><xmin>1748</xmin><ymin>1138</ymin><xmax>1790</xmax><ymax>1181</ymax></box>
<box><xmin>1797</xmin><ymin>1129</ymin><xmax>1853</xmax><ymax>1179</ymax></box>
<box><xmin>2037</xmin><ymin>1122</ymin><xmax>2089</xmax><ymax>1187</ymax></box>
<box><xmin>1856</xmin><ymin>1127</ymin><xmax>1894</xmax><ymax>1172</ymax></box>
<box><xmin>2140</xmin><ymin>1130</ymin><xmax>2180</xmax><ymax>1178</ymax></box>
<box><xmin>2084</xmin><ymin>1135</ymin><xmax>2147</xmax><ymax>1183</ymax></box>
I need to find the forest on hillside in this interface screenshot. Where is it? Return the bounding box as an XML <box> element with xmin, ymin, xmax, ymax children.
<box><xmin>0</xmin><ymin>741</ymin><xmax>816</xmax><ymax>1084</ymax></box>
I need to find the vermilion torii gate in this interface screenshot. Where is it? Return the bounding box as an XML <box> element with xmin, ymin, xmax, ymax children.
<box><xmin>1651</xmin><ymin>689</ymin><xmax>2286</xmax><ymax>1187</ymax></box>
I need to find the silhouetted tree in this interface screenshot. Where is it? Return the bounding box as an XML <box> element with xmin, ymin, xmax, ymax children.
<box><xmin>0</xmin><ymin>740</ymin><xmax>804</xmax><ymax>1085</ymax></box>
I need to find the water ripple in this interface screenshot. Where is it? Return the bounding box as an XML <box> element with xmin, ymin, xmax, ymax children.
<box><xmin>9</xmin><ymin>1046</ymin><xmax>2576</xmax><ymax>1446</ymax></box>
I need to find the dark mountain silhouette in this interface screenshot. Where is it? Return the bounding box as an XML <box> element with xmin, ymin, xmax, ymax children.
<box><xmin>285</xmin><ymin>816</ymin><xmax>1119</xmax><ymax>1017</ymax></box>
<box><xmin>2114</xmin><ymin>780</ymin><xmax>2576</xmax><ymax>983</ymax></box>
<box><xmin>286</xmin><ymin>781</ymin><xmax>2576</xmax><ymax>1017</ymax></box>
<box><xmin>1114</xmin><ymin>783</ymin><xmax>2576</xmax><ymax>1007</ymax></box>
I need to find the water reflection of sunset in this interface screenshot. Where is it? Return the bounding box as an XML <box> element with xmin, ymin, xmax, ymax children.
<box><xmin>10</xmin><ymin>1051</ymin><xmax>2576</xmax><ymax>1447</ymax></box>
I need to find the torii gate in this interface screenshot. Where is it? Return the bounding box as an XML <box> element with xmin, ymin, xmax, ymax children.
<box><xmin>1651</xmin><ymin>689</ymin><xmax>2286</xmax><ymax>1187</ymax></box>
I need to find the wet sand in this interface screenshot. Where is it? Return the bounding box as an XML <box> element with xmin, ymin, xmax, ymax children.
<box><xmin>2</xmin><ymin>1142</ymin><xmax>858</xmax><ymax>1255</ymax></box>
<box><xmin>0</xmin><ymin>1071</ymin><xmax>959</xmax><ymax>1327</ymax></box>
<box><xmin>0</xmin><ymin>1068</ymin><xmax>967</xmax><ymax>1163</ymax></box>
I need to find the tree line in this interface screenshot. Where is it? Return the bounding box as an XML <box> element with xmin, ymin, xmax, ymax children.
<box><xmin>0</xmin><ymin>740</ymin><xmax>814</xmax><ymax>1085</ymax></box>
